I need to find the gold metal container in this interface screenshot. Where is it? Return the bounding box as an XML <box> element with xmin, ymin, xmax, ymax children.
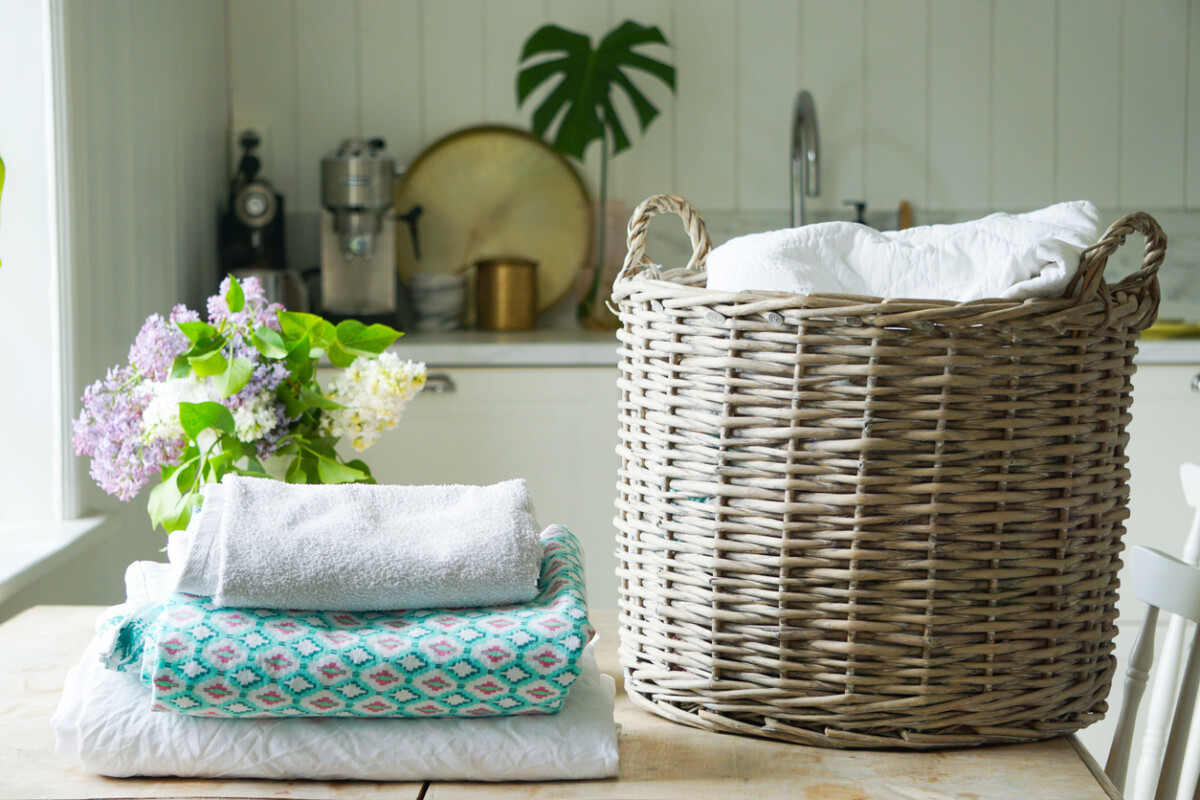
<box><xmin>474</xmin><ymin>257</ymin><xmax>538</xmax><ymax>330</ymax></box>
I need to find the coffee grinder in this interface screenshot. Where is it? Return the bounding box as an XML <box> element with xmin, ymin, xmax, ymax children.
<box><xmin>219</xmin><ymin>130</ymin><xmax>287</xmax><ymax>274</ymax></box>
<box><xmin>319</xmin><ymin>138</ymin><xmax>397</xmax><ymax>320</ymax></box>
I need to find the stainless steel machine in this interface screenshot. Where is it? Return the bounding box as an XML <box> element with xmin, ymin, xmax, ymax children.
<box><xmin>319</xmin><ymin>138</ymin><xmax>397</xmax><ymax>318</ymax></box>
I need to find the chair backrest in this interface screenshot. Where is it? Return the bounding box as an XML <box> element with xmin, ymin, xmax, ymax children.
<box><xmin>1107</xmin><ymin>546</ymin><xmax>1200</xmax><ymax>800</ymax></box>
<box><xmin>1125</xmin><ymin>465</ymin><xmax>1200</xmax><ymax>800</ymax></box>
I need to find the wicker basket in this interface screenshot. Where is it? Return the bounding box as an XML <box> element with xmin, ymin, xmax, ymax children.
<box><xmin>611</xmin><ymin>194</ymin><xmax>1166</xmax><ymax>749</ymax></box>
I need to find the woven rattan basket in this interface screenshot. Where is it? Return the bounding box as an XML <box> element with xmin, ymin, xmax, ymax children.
<box><xmin>611</xmin><ymin>194</ymin><xmax>1167</xmax><ymax>749</ymax></box>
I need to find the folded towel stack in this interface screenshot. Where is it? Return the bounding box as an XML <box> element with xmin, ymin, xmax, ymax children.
<box><xmin>52</xmin><ymin>476</ymin><xmax>618</xmax><ymax>782</ymax></box>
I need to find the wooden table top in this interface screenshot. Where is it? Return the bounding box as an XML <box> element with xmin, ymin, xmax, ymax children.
<box><xmin>0</xmin><ymin>605</ymin><xmax>1120</xmax><ymax>800</ymax></box>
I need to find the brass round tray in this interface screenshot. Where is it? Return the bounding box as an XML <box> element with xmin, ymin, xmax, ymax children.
<box><xmin>394</xmin><ymin>125</ymin><xmax>592</xmax><ymax>312</ymax></box>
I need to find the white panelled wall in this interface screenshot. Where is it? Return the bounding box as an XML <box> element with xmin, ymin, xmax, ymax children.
<box><xmin>230</xmin><ymin>0</ymin><xmax>1199</xmax><ymax>231</ymax></box>
<box><xmin>0</xmin><ymin>0</ymin><xmax>230</xmax><ymax>622</ymax></box>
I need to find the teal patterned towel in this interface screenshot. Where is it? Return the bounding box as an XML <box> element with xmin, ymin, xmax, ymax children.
<box><xmin>102</xmin><ymin>526</ymin><xmax>592</xmax><ymax>719</ymax></box>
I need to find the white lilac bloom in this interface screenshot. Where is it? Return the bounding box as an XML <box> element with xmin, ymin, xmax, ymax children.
<box><xmin>232</xmin><ymin>390</ymin><xmax>280</xmax><ymax>442</ymax></box>
<box><xmin>141</xmin><ymin>375</ymin><xmax>216</xmax><ymax>443</ymax></box>
<box><xmin>321</xmin><ymin>353</ymin><xmax>426</xmax><ymax>451</ymax></box>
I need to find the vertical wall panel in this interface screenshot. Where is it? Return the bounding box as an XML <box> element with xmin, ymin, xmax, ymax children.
<box><xmin>482</xmin><ymin>0</ymin><xmax>546</xmax><ymax>128</ymax></box>
<box><xmin>864</xmin><ymin>0</ymin><xmax>928</xmax><ymax>212</ymax></box>
<box><xmin>802</xmin><ymin>0</ymin><xmax>866</xmax><ymax>217</ymax></box>
<box><xmin>104</xmin><ymin>2</ymin><xmax>138</xmax><ymax>341</ymax></box>
<box><xmin>421</xmin><ymin>0</ymin><xmax>485</xmax><ymax>143</ymax></box>
<box><xmin>1120</xmin><ymin>0</ymin><xmax>1188</xmax><ymax>208</ymax></box>
<box><xmin>295</xmin><ymin>0</ymin><xmax>359</xmax><ymax>213</ymax></box>
<box><xmin>226</xmin><ymin>0</ymin><xmax>1197</xmax><ymax>219</ymax></box>
<box><xmin>1056</xmin><ymin>0</ymin><xmax>1120</xmax><ymax>208</ymax></box>
<box><xmin>360</xmin><ymin>0</ymin><xmax>423</xmax><ymax>166</ymax></box>
<box><xmin>130</xmin><ymin>0</ymin><xmax>165</xmax><ymax>310</ymax></box>
<box><xmin>737</xmin><ymin>0</ymin><xmax>801</xmax><ymax>212</ymax></box>
<box><xmin>56</xmin><ymin>0</ymin><xmax>229</xmax><ymax>565</ymax></box>
<box><xmin>674</xmin><ymin>0</ymin><xmax>737</xmax><ymax>211</ymax></box>
<box><xmin>991</xmin><ymin>0</ymin><xmax>1056</xmax><ymax>210</ymax></box>
<box><xmin>609</xmin><ymin>0</ymin><xmax>675</xmax><ymax>209</ymax></box>
<box><xmin>229</xmin><ymin>0</ymin><xmax>298</xmax><ymax>207</ymax></box>
<box><xmin>1189</xmin><ymin>0</ymin><xmax>1200</xmax><ymax>209</ymax></box>
<box><xmin>927</xmin><ymin>0</ymin><xmax>990</xmax><ymax>211</ymax></box>
<box><xmin>186</xmin><ymin>1</ymin><xmax>229</xmax><ymax>305</ymax></box>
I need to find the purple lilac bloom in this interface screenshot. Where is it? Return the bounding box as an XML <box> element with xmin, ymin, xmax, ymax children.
<box><xmin>224</xmin><ymin>335</ymin><xmax>289</xmax><ymax>412</ymax></box>
<box><xmin>170</xmin><ymin>304</ymin><xmax>201</xmax><ymax>326</ymax></box>
<box><xmin>208</xmin><ymin>276</ymin><xmax>284</xmax><ymax>331</ymax></box>
<box><xmin>72</xmin><ymin>366</ymin><xmax>185</xmax><ymax>501</ymax></box>
<box><xmin>254</xmin><ymin>402</ymin><xmax>296</xmax><ymax>460</ymax></box>
<box><xmin>128</xmin><ymin>313</ymin><xmax>191</xmax><ymax>381</ymax></box>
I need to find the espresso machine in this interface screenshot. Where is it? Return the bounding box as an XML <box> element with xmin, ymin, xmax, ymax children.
<box><xmin>319</xmin><ymin>138</ymin><xmax>397</xmax><ymax>319</ymax></box>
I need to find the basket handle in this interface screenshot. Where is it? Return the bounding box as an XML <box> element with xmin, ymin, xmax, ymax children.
<box><xmin>1065</xmin><ymin>211</ymin><xmax>1166</xmax><ymax>325</ymax></box>
<box><xmin>614</xmin><ymin>194</ymin><xmax>712</xmax><ymax>287</ymax></box>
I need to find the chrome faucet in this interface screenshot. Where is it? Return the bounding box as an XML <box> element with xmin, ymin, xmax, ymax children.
<box><xmin>791</xmin><ymin>90</ymin><xmax>820</xmax><ymax>227</ymax></box>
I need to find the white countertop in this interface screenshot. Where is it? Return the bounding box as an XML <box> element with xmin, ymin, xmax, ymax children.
<box><xmin>396</xmin><ymin>327</ymin><xmax>1200</xmax><ymax>368</ymax></box>
<box><xmin>1136</xmin><ymin>339</ymin><xmax>1200</xmax><ymax>364</ymax></box>
<box><xmin>397</xmin><ymin>328</ymin><xmax>621</xmax><ymax>367</ymax></box>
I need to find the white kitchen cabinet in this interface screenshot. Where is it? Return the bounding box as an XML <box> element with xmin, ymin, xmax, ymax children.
<box><xmin>1121</xmin><ymin>365</ymin><xmax>1200</xmax><ymax>617</ymax></box>
<box><xmin>322</xmin><ymin>366</ymin><xmax>624</xmax><ymax>610</ymax></box>
<box><xmin>1075</xmin><ymin>363</ymin><xmax>1200</xmax><ymax>761</ymax></box>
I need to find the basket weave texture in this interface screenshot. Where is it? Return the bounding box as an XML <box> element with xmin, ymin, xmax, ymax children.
<box><xmin>611</xmin><ymin>194</ymin><xmax>1167</xmax><ymax>749</ymax></box>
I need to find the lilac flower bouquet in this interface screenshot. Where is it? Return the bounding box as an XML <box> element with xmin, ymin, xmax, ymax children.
<box><xmin>73</xmin><ymin>276</ymin><xmax>425</xmax><ymax>532</ymax></box>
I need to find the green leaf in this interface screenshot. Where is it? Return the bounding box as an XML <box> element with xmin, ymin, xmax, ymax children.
<box><xmin>304</xmin><ymin>436</ymin><xmax>341</xmax><ymax>458</ymax></box>
<box><xmin>226</xmin><ymin>275</ymin><xmax>245</xmax><ymax>313</ymax></box>
<box><xmin>346</xmin><ymin>459</ymin><xmax>375</xmax><ymax>484</ymax></box>
<box><xmin>214</xmin><ymin>356</ymin><xmax>254</xmax><ymax>399</ymax></box>
<box><xmin>284</xmin><ymin>456</ymin><xmax>305</xmax><ymax>484</ymax></box>
<box><xmin>189</xmin><ymin>349</ymin><xmax>228</xmax><ymax>377</ymax></box>
<box><xmin>148</xmin><ymin>479</ymin><xmax>192</xmax><ymax>532</ymax></box>
<box><xmin>217</xmin><ymin>434</ymin><xmax>254</xmax><ymax>460</ymax></box>
<box><xmin>517</xmin><ymin>20</ymin><xmax>675</xmax><ymax>160</ymax></box>
<box><xmin>251</xmin><ymin>326</ymin><xmax>288</xmax><ymax>358</ymax></box>
<box><xmin>279</xmin><ymin>312</ymin><xmax>335</xmax><ymax>348</ymax></box>
<box><xmin>170</xmin><ymin>355</ymin><xmax>192</xmax><ymax>379</ymax></box>
<box><xmin>174</xmin><ymin>459</ymin><xmax>199</xmax><ymax>494</ymax></box>
<box><xmin>178</xmin><ymin>401</ymin><xmax>235</xmax><ymax>440</ymax></box>
<box><xmin>176</xmin><ymin>321</ymin><xmax>218</xmax><ymax>344</ymax></box>
<box><xmin>278</xmin><ymin>310</ymin><xmax>316</xmax><ymax>341</ymax></box>
<box><xmin>298</xmin><ymin>453</ymin><xmax>320</xmax><ymax>483</ymax></box>
<box><xmin>300</xmin><ymin>386</ymin><xmax>343</xmax><ymax>410</ymax></box>
<box><xmin>315</xmin><ymin>454</ymin><xmax>367</xmax><ymax>484</ymax></box>
<box><xmin>327</xmin><ymin>341</ymin><xmax>357</xmax><ymax>369</ymax></box>
<box><xmin>335</xmin><ymin>320</ymin><xmax>401</xmax><ymax>355</ymax></box>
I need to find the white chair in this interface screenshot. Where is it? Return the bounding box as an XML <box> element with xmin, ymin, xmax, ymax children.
<box><xmin>1106</xmin><ymin>544</ymin><xmax>1200</xmax><ymax>800</ymax></box>
<box><xmin>1126</xmin><ymin>465</ymin><xmax>1200</xmax><ymax>800</ymax></box>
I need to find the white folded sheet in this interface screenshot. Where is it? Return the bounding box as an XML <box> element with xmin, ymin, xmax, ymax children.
<box><xmin>168</xmin><ymin>475</ymin><xmax>544</xmax><ymax>611</ymax></box>
<box><xmin>52</xmin><ymin>635</ymin><xmax>619</xmax><ymax>781</ymax></box>
<box><xmin>704</xmin><ymin>201</ymin><xmax>1101</xmax><ymax>302</ymax></box>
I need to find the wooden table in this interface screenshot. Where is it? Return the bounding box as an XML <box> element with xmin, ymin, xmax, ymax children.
<box><xmin>0</xmin><ymin>606</ymin><xmax>1121</xmax><ymax>799</ymax></box>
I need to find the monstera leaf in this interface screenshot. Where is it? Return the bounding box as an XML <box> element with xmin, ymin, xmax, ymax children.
<box><xmin>517</xmin><ymin>21</ymin><xmax>675</xmax><ymax>160</ymax></box>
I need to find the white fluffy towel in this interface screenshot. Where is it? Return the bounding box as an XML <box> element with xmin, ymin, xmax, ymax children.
<box><xmin>704</xmin><ymin>201</ymin><xmax>1101</xmax><ymax>302</ymax></box>
<box><xmin>168</xmin><ymin>476</ymin><xmax>544</xmax><ymax>611</ymax></box>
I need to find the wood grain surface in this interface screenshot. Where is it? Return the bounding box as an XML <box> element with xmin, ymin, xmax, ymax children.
<box><xmin>0</xmin><ymin>605</ymin><xmax>1117</xmax><ymax>799</ymax></box>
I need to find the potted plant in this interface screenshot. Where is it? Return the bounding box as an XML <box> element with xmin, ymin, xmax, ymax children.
<box><xmin>517</xmin><ymin>20</ymin><xmax>675</xmax><ymax>330</ymax></box>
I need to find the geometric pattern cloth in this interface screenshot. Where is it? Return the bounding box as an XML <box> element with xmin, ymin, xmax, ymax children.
<box><xmin>106</xmin><ymin>526</ymin><xmax>592</xmax><ymax>718</ymax></box>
